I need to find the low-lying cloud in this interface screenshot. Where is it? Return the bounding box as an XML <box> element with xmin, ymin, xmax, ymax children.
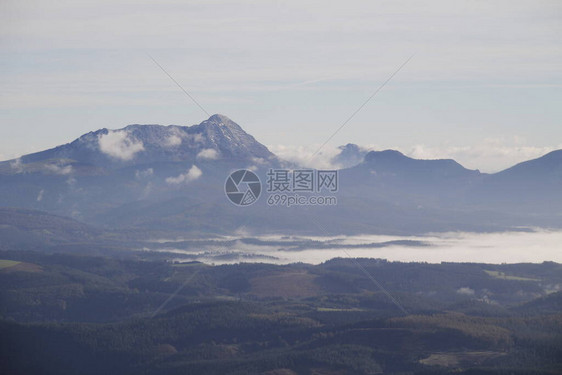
<box><xmin>135</xmin><ymin>168</ymin><xmax>154</xmax><ymax>180</ymax></box>
<box><xmin>10</xmin><ymin>158</ymin><xmax>23</xmax><ymax>173</ymax></box>
<box><xmin>44</xmin><ymin>163</ymin><xmax>72</xmax><ymax>175</ymax></box>
<box><xmin>406</xmin><ymin>138</ymin><xmax>562</xmax><ymax>173</ymax></box>
<box><xmin>165</xmin><ymin>134</ymin><xmax>182</xmax><ymax>147</ymax></box>
<box><xmin>197</xmin><ymin>148</ymin><xmax>219</xmax><ymax>160</ymax></box>
<box><xmin>268</xmin><ymin>144</ymin><xmax>342</xmax><ymax>169</ymax></box>
<box><xmin>270</xmin><ymin>137</ymin><xmax>562</xmax><ymax>173</ymax></box>
<box><xmin>160</xmin><ymin>230</ymin><xmax>562</xmax><ymax>265</ymax></box>
<box><xmin>166</xmin><ymin>165</ymin><xmax>202</xmax><ymax>185</ymax></box>
<box><xmin>457</xmin><ymin>287</ymin><xmax>475</xmax><ymax>296</ymax></box>
<box><xmin>98</xmin><ymin>130</ymin><xmax>144</xmax><ymax>161</ymax></box>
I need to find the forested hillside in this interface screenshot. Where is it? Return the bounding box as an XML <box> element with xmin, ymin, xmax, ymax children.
<box><xmin>1</xmin><ymin>252</ymin><xmax>561</xmax><ymax>374</ymax></box>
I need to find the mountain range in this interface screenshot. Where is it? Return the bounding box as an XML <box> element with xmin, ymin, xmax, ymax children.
<box><xmin>7</xmin><ymin>114</ymin><xmax>275</xmax><ymax>170</ymax></box>
<box><xmin>0</xmin><ymin>114</ymin><xmax>560</xmax><ymax>236</ymax></box>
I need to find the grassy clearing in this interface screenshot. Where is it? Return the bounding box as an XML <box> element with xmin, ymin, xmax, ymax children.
<box><xmin>420</xmin><ymin>351</ymin><xmax>507</xmax><ymax>367</ymax></box>
<box><xmin>484</xmin><ymin>270</ymin><xmax>539</xmax><ymax>282</ymax></box>
<box><xmin>0</xmin><ymin>259</ymin><xmax>21</xmax><ymax>269</ymax></box>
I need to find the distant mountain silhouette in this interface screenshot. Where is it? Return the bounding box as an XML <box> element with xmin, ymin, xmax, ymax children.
<box><xmin>493</xmin><ymin>150</ymin><xmax>562</xmax><ymax>181</ymax></box>
<box><xmin>2</xmin><ymin>114</ymin><xmax>275</xmax><ymax>173</ymax></box>
<box><xmin>0</xmin><ymin>115</ymin><xmax>560</xmax><ymax>235</ymax></box>
<box><xmin>468</xmin><ymin>150</ymin><xmax>562</xmax><ymax>215</ymax></box>
<box><xmin>362</xmin><ymin>149</ymin><xmax>479</xmax><ymax>179</ymax></box>
<box><xmin>331</xmin><ymin>143</ymin><xmax>369</xmax><ymax>168</ymax></box>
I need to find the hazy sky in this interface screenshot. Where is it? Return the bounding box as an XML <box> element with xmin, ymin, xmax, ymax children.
<box><xmin>1</xmin><ymin>0</ymin><xmax>561</xmax><ymax>172</ymax></box>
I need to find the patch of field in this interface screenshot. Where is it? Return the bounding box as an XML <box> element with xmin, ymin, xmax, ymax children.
<box><xmin>171</xmin><ymin>262</ymin><xmax>204</xmax><ymax>267</ymax></box>
<box><xmin>484</xmin><ymin>270</ymin><xmax>539</xmax><ymax>281</ymax></box>
<box><xmin>0</xmin><ymin>260</ymin><xmax>42</xmax><ymax>273</ymax></box>
<box><xmin>250</xmin><ymin>271</ymin><xmax>322</xmax><ymax>298</ymax></box>
<box><xmin>261</xmin><ymin>369</ymin><xmax>298</xmax><ymax>375</ymax></box>
<box><xmin>310</xmin><ymin>368</ymin><xmax>348</xmax><ymax>375</ymax></box>
<box><xmin>420</xmin><ymin>351</ymin><xmax>506</xmax><ymax>367</ymax></box>
<box><xmin>317</xmin><ymin>307</ymin><xmax>364</xmax><ymax>312</ymax></box>
<box><xmin>0</xmin><ymin>259</ymin><xmax>21</xmax><ymax>269</ymax></box>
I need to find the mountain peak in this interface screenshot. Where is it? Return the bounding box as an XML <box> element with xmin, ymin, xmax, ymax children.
<box><xmin>191</xmin><ymin>115</ymin><xmax>273</xmax><ymax>161</ymax></box>
<box><xmin>7</xmin><ymin>115</ymin><xmax>274</xmax><ymax>169</ymax></box>
<box><xmin>361</xmin><ymin>149</ymin><xmax>478</xmax><ymax>179</ymax></box>
<box><xmin>332</xmin><ymin>143</ymin><xmax>369</xmax><ymax>168</ymax></box>
<box><xmin>207</xmin><ymin>114</ymin><xmax>234</xmax><ymax>125</ymax></box>
<box><xmin>364</xmin><ymin>149</ymin><xmax>407</xmax><ymax>162</ymax></box>
<box><xmin>495</xmin><ymin>149</ymin><xmax>562</xmax><ymax>178</ymax></box>
<box><xmin>199</xmin><ymin>114</ymin><xmax>243</xmax><ymax>132</ymax></box>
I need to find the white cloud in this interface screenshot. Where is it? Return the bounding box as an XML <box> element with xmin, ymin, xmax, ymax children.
<box><xmin>456</xmin><ymin>287</ymin><xmax>475</xmax><ymax>296</ymax></box>
<box><xmin>268</xmin><ymin>144</ymin><xmax>342</xmax><ymax>169</ymax></box>
<box><xmin>165</xmin><ymin>134</ymin><xmax>182</xmax><ymax>147</ymax></box>
<box><xmin>195</xmin><ymin>230</ymin><xmax>562</xmax><ymax>265</ymax></box>
<box><xmin>269</xmin><ymin>137</ymin><xmax>562</xmax><ymax>173</ymax></box>
<box><xmin>98</xmin><ymin>130</ymin><xmax>144</xmax><ymax>161</ymax></box>
<box><xmin>406</xmin><ymin>138</ymin><xmax>562</xmax><ymax>172</ymax></box>
<box><xmin>135</xmin><ymin>168</ymin><xmax>154</xmax><ymax>179</ymax></box>
<box><xmin>10</xmin><ymin>158</ymin><xmax>23</xmax><ymax>173</ymax></box>
<box><xmin>36</xmin><ymin>189</ymin><xmax>44</xmax><ymax>202</ymax></box>
<box><xmin>197</xmin><ymin>148</ymin><xmax>219</xmax><ymax>160</ymax></box>
<box><xmin>44</xmin><ymin>163</ymin><xmax>72</xmax><ymax>175</ymax></box>
<box><xmin>166</xmin><ymin>165</ymin><xmax>202</xmax><ymax>185</ymax></box>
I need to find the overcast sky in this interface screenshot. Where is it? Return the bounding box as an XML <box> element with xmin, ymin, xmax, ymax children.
<box><xmin>1</xmin><ymin>0</ymin><xmax>561</xmax><ymax>171</ymax></box>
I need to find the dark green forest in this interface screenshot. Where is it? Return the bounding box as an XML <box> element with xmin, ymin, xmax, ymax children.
<box><xmin>1</xmin><ymin>251</ymin><xmax>561</xmax><ymax>374</ymax></box>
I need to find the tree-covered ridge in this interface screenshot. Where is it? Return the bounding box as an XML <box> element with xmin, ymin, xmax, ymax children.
<box><xmin>1</xmin><ymin>252</ymin><xmax>561</xmax><ymax>374</ymax></box>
